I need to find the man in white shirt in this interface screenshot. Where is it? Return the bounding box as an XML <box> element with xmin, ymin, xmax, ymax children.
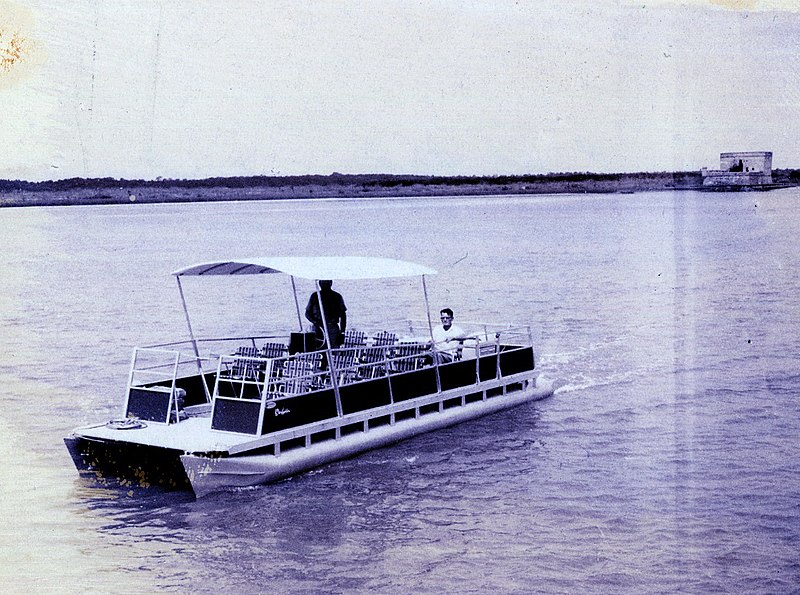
<box><xmin>432</xmin><ymin>308</ymin><xmax>466</xmax><ymax>362</ymax></box>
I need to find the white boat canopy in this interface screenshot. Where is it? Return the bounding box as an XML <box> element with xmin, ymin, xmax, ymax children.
<box><xmin>172</xmin><ymin>256</ymin><xmax>437</xmax><ymax>280</ymax></box>
<box><xmin>172</xmin><ymin>256</ymin><xmax>439</xmax><ymax>402</ymax></box>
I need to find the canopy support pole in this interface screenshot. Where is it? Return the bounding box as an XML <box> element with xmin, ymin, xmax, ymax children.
<box><xmin>422</xmin><ymin>275</ymin><xmax>442</xmax><ymax>394</ymax></box>
<box><xmin>422</xmin><ymin>275</ymin><xmax>435</xmax><ymax>340</ymax></box>
<box><xmin>315</xmin><ymin>281</ymin><xmax>343</xmax><ymax>418</ymax></box>
<box><xmin>290</xmin><ymin>275</ymin><xmax>303</xmax><ymax>331</ymax></box>
<box><xmin>176</xmin><ymin>276</ymin><xmax>211</xmax><ymax>403</ymax></box>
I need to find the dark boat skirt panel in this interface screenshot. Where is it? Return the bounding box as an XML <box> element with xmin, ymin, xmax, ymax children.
<box><xmin>227</xmin><ymin>347</ymin><xmax>537</xmax><ymax>435</ymax></box>
<box><xmin>499</xmin><ymin>346</ymin><xmax>534</xmax><ymax>376</ymax></box>
<box><xmin>261</xmin><ymin>388</ymin><xmax>340</xmax><ymax>434</ymax></box>
<box><xmin>64</xmin><ymin>435</ymin><xmax>191</xmax><ymax>490</ymax></box>
<box><xmin>212</xmin><ymin>398</ymin><xmax>262</xmax><ymax>434</ymax></box>
<box><xmin>340</xmin><ymin>377</ymin><xmax>392</xmax><ymax>414</ymax></box>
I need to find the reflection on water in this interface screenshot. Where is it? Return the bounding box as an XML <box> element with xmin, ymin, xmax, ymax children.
<box><xmin>1</xmin><ymin>190</ymin><xmax>800</xmax><ymax>592</ymax></box>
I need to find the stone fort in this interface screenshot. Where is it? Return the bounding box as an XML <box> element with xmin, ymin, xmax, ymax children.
<box><xmin>701</xmin><ymin>151</ymin><xmax>773</xmax><ymax>188</ymax></box>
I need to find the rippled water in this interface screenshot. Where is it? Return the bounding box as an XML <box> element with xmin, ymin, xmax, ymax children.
<box><xmin>1</xmin><ymin>190</ymin><xmax>799</xmax><ymax>593</ymax></box>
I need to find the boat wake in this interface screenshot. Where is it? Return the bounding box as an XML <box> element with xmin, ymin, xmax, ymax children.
<box><xmin>541</xmin><ymin>361</ymin><xmax>667</xmax><ymax>395</ymax></box>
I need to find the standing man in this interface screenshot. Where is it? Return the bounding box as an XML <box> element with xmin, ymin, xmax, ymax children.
<box><xmin>305</xmin><ymin>280</ymin><xmax>347</xmax><ymax>349</ymax></box>
<box><xmin>432</xmin><ymin>307</ymin><xmax>466</xmax><ymax>362</ymax></box>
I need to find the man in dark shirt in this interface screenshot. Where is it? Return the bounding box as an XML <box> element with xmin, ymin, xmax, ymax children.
<box><xmin>305</xmin><ymin>280</ymin><xmax>347</xmax><ymax>348</ymax></box>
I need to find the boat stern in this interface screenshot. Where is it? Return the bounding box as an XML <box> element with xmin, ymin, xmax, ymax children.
<box><xmin>64</xmin><ymin>430</ymin><xmax>192</xmax><ymax>491</ymax></box>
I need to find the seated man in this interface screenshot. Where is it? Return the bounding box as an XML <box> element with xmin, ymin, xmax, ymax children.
<box><xmin>432</xmin><ymin>307</ymin><xmax>466</xmax><ymax>362</ymax></box>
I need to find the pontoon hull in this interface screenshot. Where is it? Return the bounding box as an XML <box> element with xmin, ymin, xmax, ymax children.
<box><xmin>182</xmin><ymin>380</ymin><xmax>554</xmax><ymax>498</ymax></box>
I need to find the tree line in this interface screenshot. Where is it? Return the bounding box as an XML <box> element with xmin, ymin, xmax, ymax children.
<box><xmin>0</xmin><ymin>170</ymin><xmax>719</xmax><ymax>192</ymax></box>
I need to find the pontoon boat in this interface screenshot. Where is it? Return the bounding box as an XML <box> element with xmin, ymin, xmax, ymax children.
<box><xmin>64</xmin><ymin>257</ymin><xmax>554</xmax><ymax>497</ymax></box>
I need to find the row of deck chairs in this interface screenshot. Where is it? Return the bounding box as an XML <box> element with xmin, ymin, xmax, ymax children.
<box><xmin>230</xmin><ymin>342</ymin><xmax>289</xmax><ymax>379</ymax></box>
<box><xmin>228</xmin><ymin>330</ymin><xmax>433</xmax><ymax>398</ymax></box>
<box><xmin>339</xmin><ymin>330</ymin><xmax>431</xmax><ymax>380</ymax></box>
<box><xmin>229</xmin><ymin>344</ymin><xmax>323</xmax><ymax>398</ymax></box>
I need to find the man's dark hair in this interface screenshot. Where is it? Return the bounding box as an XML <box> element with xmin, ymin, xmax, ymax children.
<box><xmin>440</xmin><ymin>308</ymin><xmax>454</xmax><ymax>317</ymax></box>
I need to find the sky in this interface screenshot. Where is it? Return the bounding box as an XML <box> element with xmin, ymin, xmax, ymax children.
<box><xmin>1</xmin><ymin>0</ymin><xmax>799</xmax><ymax>181</ymax></box>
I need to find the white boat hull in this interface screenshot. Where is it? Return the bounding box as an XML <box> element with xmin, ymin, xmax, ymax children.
<box><xmin>181</xmin><ymin>379</ymin><xmax>553</xmax><ymax>497</ymax></box>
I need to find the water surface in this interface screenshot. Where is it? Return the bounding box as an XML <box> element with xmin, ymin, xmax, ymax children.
<box><xmin>1</xmin><ymin>190</ymin><xmax>799</xmax><ymax>593</ymax></box>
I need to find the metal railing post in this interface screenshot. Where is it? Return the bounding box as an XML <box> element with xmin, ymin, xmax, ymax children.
<box><xmin>176</xmin><ymin>276</ymin><xmax>211</xmax><ymax>402</ymax></box>
<box><xmin>314</xmin><ymin>280</ymin><xmax>343</xmax><ymax>418</ymax></box>
<box><xmin>123</xmin><ymin>348</ymin><xmax>138</xmax><ymax>417</ymax></box>
<box><xmin>421</xmin><ymin>275</ymin><xmax>442</xmax><ymax>394</ymax></box>
<box><xmin>290</xmin><ymin>276</ymin><xmax>303</xmax><ymax>331</ymax></box>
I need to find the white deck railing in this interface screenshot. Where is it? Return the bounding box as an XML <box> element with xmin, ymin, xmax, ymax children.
<box><xmin>127</xmin><ymin>321</ymin><xmax>535</xmax><ymax>427</ymax></box>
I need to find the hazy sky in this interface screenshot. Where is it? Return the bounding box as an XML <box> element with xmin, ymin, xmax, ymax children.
<box><xmin>2</xmin><ymin>0</ymin><xmax>799</xmax><ymax>181</ymax></box>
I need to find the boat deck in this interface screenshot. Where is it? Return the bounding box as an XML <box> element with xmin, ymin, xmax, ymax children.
<box><xmin>75</xmin><ymin>416</ymin><xmax>239</xmax><ymax>453</ymax></box>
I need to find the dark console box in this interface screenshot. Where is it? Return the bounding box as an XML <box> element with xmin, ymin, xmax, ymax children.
<box><xmin>289</xmin><ymin>332</ymin><xmax>318</xmax><ymax>354</ymax></box>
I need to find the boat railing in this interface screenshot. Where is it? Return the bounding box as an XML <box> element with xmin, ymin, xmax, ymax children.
<box><xmin>404</xmin><ymin>319</ymin><xmax>533</xmax><ymax>345</ymax></box>
<box><xmin>213</xmin><ymin>341</ymin><xmax>408</xmax><ymax>403</ymax></box>
<box><xmin>137</xmin><ymin>323</ymin><xmax>531</xmax><ymax>392</ymax></box>
<box><xmin>128</xmin><ymin>347</ymin><xmax>215</xmax><ymax>389</ymax></box>
<box><xmin>139</xmin><ymin>322</ymin><xmax>532</xmax><ymax>366</ymax></box>
<box><xmin>209</xmin><ymin>326</ymin><xmax>531</xmax><ymax>403</ymax></box>
<box><xmin>124</xmin><ymin>347</ymin><xmax>216</xmax><ymax>423</ymax></box>
<box><xmin>125</xmin><ymin>322</ymin><xmax>534</xmax><ymax>428</ymax></box>
<box><xmin>219</xmin><ymin>327</ymin><xmax>540</xmax><ymax>447</ymax></box>
<box><xmin>143</xmin><ymin>334</ymin><xmax>294</xmax><ymax>357</ymax></box>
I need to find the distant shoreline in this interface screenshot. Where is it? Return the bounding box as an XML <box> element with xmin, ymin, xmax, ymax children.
<box><xmin>1</xmin><ymin>170</ymin><xmax>797</xmax><ymax>208</ymax></box>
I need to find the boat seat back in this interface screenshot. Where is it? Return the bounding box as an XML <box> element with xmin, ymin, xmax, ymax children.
<box><xmin>393</xmin><ymin>341</ymin><xmax>430</xmax><ymax>372</ymax></box>
<box><xmin>281</xmin><ymin>352</ymin><xmax>323</xmax><ymax>394</ymax></box>
<box><xmin>231</xmin><ymin>346</ymin><xmax>261</xmax><ymax>379</ymax></box>
<box><xmin>343</xmin><ymin>330</ymin><xmax>367</xmax><ymax>349</ymax></box>
<box><xmin>357</xmin><ymin>332</ymin><xmax>398</xmax><ymax>378</ymax></box>
<box><xmin>261</xmin><ymin>342</ymin><xmax>288</xmax><ymax>360</ymax></box>
<box><xmin>372</xmin><ymin>331</ymin><xmax>397</xmax><ymax>347</ymax></box>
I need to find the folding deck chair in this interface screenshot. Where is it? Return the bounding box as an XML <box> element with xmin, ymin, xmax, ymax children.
<box><xmin>281</xmin><ymin>352</ymin><xmax>324</xmax><ymax>395</ymax></box>
<box><xmin>359</xmin><ymin>331</ymin><xmax>397</xmax><ymax>379</ymax></box>
<box><xmin>224</xmin><ymin>345</ymin><xmax>264</xmax><ymax>399</ymax></box>
<box><xmin>393</xmin><ymin>341</ymin><xmax>431</xmax><ymax>372</ymax></box>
